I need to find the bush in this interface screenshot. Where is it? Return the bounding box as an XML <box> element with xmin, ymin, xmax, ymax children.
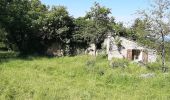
<box><xmin>84</xmin><ymin>60</ymin><xmax>96</xmax><ymax>72</ymax></box>
<box><xmin>85</xmin><ymin>60</ymin><xmax>96</xmax><ymax>67</ymax></box>
<box><xmin>97</xmin><ymin>54</ymin><xmax>107</xmax><ymax>60</ymax></box>
<box><xmin>84</xmin><ymin>59</ymin><xmax>106</xmax><ymax>76</ymax></box>
<box><xmin>0</xmin><ymin>51</ymin><xmax>18</xmax><ymax>58</ymax></box>
<box><xmin>146</xmin><ymin>62</ymin><xmax>162</xmax><ymax>71</ymax></box>
<box><xmin>110</xmin><ymin>58</ymin><xmax>129</xmax><ymax>68</ymax></box>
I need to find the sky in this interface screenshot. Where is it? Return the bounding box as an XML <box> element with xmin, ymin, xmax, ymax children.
<box><xmin>40</xmin><ymin>0</ymin><xmax>151</xmax><ymax>26</ymax></box>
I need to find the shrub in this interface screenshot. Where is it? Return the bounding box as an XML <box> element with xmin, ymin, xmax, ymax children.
<box><xmin>85</xmin><ymin>60</ymin><xmax>96</xmax><ymax>67</ymax></box>
<box><xmin>84</xmin><ymin>60</ymin><xmax>96</xmax><ymax>72</ymax></box>
<box><xmin>146</xmin><ymin>62</ymin><xmax>162</xmax><ymax>71</ymax></box>
<box><xmin>0</xmin><ymin>51</ymin><xmax>18</xmax><ymax>58</ymax></box>
<box><xmin>110</xmin><ymin>58</ymin><xmax>129</xmax><ymax>68</ymax></box>
<box><xmin>97</xmin><ymin>54</ymin><xmax>107</xmax><ymax>60</ymax></box>
<box><xmin>84</xmin><ymin>59</ymin><xmax>106</xmax><ymax>76</ymax></box>
<box><xmin>97</xmin><ymin>68</ymin><xmax>105</xmax><ymax>76</ymax></box>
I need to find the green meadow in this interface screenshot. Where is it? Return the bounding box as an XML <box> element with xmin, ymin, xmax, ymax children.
<box><xmin>0</xmin><ymin>55</ymin><xmax>170</xmax><ymax>100</ymax></box>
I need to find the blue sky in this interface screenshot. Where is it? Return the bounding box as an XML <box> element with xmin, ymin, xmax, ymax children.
<box><xmin>40</xmin><ymin>0</ymin><xmax>150</xmax><ymax>26</ymax></box>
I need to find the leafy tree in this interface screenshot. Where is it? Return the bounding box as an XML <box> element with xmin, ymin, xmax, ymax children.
<box><xmin>132</xmin><ymin>18</ymin><xmax>147</xmax><ymax>37</ymax></box>
<box><xmin>138</xmin><ymin>0</ymin><xmax>170</xmax><ymax>72</ymax></box>
<box><xmin>38</xmin><ymin>6</ymin><xmax>74</xmax><ymax>55</ymax></box>
<box><xmin>0</xmin><ymin>0</ymin><xmax>48</xmax><ymax>54</ymax></box>
<box><xmin>112</xmin><ymin>21</ymin><xmax>136</xmax><ymax>40</ymax></box>
<box><xmin>113</xmin><ymin>22</ymin><xmax>127</xmax><ymax>37</ymax></box>
<box><xmin>0</xmin><ymin>0</ymin><xmax>33</xmax><ymax>52</ymax></box>
<box><xmin>82</xmin><ymin>2</ymin><xmax>113</xmax><ymax>55</ymax></box>
<box><xmin>72</xmin><ymin>17</ymin><xmax>89</xmax><ymax>52</ymax></box>
<box><xmin>26</xmin><ymin>0</ymin><xmax>48</xmax><ymax>54</ymax></box>
<box><xmin>131</xmin><ymin>18</ymin><xmax>160</xmax><ymax>50</ymax></box>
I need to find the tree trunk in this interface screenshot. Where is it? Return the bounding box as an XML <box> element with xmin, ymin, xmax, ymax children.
<box><xmin>94</xmin><ymin>43</ymin><xmax>97</xmax><ymax>56</ymax></box>
<box><xmin>161</xmin><ymin>32</ymin><xmax>166</xmax><ymax>72</ymax></box>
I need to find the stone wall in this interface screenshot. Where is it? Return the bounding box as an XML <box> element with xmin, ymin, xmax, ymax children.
<box><xmin>85</xmin><ymin>44</ymin><xmax>97</xmax><ymax>56</ymax></box>
<box><xmin>46</xmin><ymin>42</ymin><xmax>64</xmax><ymax>57</ymax></box>
<box><xmin>147</xmin><ymin>49</ymin><xmax>157</xmax><ymax>62</ymax></box>
<box><xmin>103</xmin><ymin>36</ymin><xmax>157</xmax><ymax>62</ymax></box>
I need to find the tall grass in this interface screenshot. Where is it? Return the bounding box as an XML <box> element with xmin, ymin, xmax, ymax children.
<box><xmin>0</xmin><ymin>55</ymin><xmax>170</xmax><ymax>100</ymax></box>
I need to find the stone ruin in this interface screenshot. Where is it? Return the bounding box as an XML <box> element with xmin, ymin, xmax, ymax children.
<box><xmin>103</xmin><ymin>34</ymin><xmax>157</xmax><ymax>63</ymax></box>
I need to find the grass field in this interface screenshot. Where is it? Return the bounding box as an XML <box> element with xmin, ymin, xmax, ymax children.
<box><xmin>0</xmin><ymin>55</ymin><xmax>170</xmax><ymax>100</ymax></box>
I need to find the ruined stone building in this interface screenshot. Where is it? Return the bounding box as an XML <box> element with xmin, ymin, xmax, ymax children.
<box><xmin>46</xmin><ymin>34</ymin><xmax>157</xmax><ymax>63</ymax></box>
<box><xmin>103</xmin><ymin>35</ymin><xmax>157</xmax><ymax>63</ymax></box>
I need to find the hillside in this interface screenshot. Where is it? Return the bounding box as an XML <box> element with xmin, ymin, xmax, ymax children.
<box><xmin>0</xmin><ymin>55</ymin><xmax>170</xmax><ymax>100</ymax></box>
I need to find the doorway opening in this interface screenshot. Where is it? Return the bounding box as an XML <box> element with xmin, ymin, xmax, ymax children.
<box><xmin>132</xmin><ymin>49</ymin><xmax>141</xmax><ymax>61</ymax></box>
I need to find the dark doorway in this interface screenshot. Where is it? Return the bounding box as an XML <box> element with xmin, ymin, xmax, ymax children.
<box><xmin>127</xmin><ymin>49</ymin><xmax>148</xmax><ymax>63</ymax></box>
<box><xmin>132</xmin><ymin>49</ymin><xmax>141</xmax><ymax>60</ymax></box>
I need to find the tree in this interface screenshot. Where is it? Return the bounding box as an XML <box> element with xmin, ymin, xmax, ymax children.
<box><xmin>132</xmin><ymin>18</ymin><xmax>147</xmax><ymax>37</ymax></box>
<box><xmin>0</xmin><ymin>0</ymin><xmax>33</xmax><ymax>52</ymax></box>
<box><xmin>72</xmin><ymin>17</ymin><xmax>89</xmax><ymax>51</ymax></box>
<box><xmin>26</xmin><ymin>0</ymin><xmax>48</xmax><ymax>54</ymax></box>
<box><xmin>83</xmin><ymin>2</ymin><xmax>113</xmax><ymax>55</ymax></box>
<box><xmin>138</xmin><ymin>0</ymin><xmax>170</xmax><ymax>72</ymax></box>
<box><xmin>113</xmin><ymin>22</ymin><xmax>127</xmax><ymax>37</ymax></box>
<box><xmin>38</xmin><ymin>6</ymin><xmax>74</xmax><ymax>55</ymax></box>
<box><xmin>0</xmin><ymin>25</ymin><xmax>8</xmax><ymax>49</ymax></box>
<box><xmin>0</xmin><ymin>0</ymin><xmax>49</xmax><ymax>54</ymax></box>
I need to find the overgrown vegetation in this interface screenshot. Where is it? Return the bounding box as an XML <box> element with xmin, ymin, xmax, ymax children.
<box><xmin>0</xmin><ymin>0</ymin><xmax>169</xmax><ymax>62</ymax></box>
<box><xmin>0</xmin><ymin>51</ymin><xmax>18</xmax><ymax>58</ymax></box>
<box><xmin>0</xmin><ymin>0</ymin><xmax>170</xmax><ymax>99</ymax></box>
<box><xmin>0</xmin><ymin>0</ymin><xmax>134</xmax><ymax>55</ymax></box>
<box><xmin>0</xmin><ymin>55</ymin><xmax>170</xmax><ymax>100</ymax></box>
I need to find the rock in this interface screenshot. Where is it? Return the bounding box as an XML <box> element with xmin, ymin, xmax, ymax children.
<box><xmin>140</xmin><ymin>73</ymin><xmax>155</xmax><ymax>78</ymax></box>
<box><xmin>85</xmin><ymin>43</ymin><xmax>97</xmax><ymax>56</ymax></box>
<box><xmin>163</xmin><ymin>73</ymin><xmax>169</xmax><ymax>77</ymax></box>
<box><xmin>164</xmin><ymin>73</ymin><xmax>169</xmax><ymax>75</ymax></box>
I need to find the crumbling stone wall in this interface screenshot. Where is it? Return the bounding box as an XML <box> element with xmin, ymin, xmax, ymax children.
<box><xmin>103</xmin><ymin>36</ymin><xmax>157</xmax><ymax>63</ymax></box>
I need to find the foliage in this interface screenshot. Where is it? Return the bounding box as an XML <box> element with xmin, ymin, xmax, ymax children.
<box><xmin>0</xmin><ymin>51</ymin><xmax>18</xmax><ymax>58</ymax></box>
<box><xmin>0</xmin><ymin>0</ymin><xmax>169</xmax><ymax>63</ymax></box>
<box><xmin>165</xmin><ymin>43</ymin><xmax>170</xmax><ymax>61</ymax></box>
<box><xmin>83</xmin><ymin>2</ymin><xmax>113</xmax><ymax>48</ymax></box>
<box><xmin>0</xmin><ymin>26</ymin><xmax>8</xmax><ymax>50</ymax></box>
<box><xmin>0</xmin><ymin>0</ymin><xmax>135</xmax><ymax>56</ymax></box>
<box><xmin>37</xmin><ymin>6</ymin><xmax>74</xmax><ymax>55</ymax></box>
<box><xmin>146</xmin><ymin>62</ymin><xmax>162</xmax><ymax>72</ymax></box>
<box><xmin>110</xmin><ymin>58</ymin><xmax>129</xmax><ymax>68</ymax></box>
<box><xmin>113</xmin><ymin>23</ymin><xmax>126</xmax><ymax>36</ymax></box>
<box><xmin>0</xmin><ymin>26</ymin><xmax>7</xmax><ymax>43</ymax></box>
<box><xmin>138</xmin><ymin>0</ymin><xmax>170</xmax><ymax>36</ymax></box>
<box><xmin>73</xmin><ymin>17</ymin><xmax>90</xmax><ymax>45</ymax></box>
<box><xmin>39</xmin><ymin>6</ymin><xmax>74</xmax><ymax>44</ymax></box>
<box><xmin>132</xmin><ymin>18</ymin><xmax>147</xmax><ymax>37</ymax></box>
<box><xmin>0</xmin><ymin>0</ymin><xmax>47</xmax><ymax>53</ymax></box>
<box><xmin>0</xmin><ymin>1</ymin><xmax>117</xmax><ymax>55</ymax></box>
<box><xmin>0</xmin><ymin>0</ymin><xmax>32</xmax><ymax>51</ymax></box>
<box><xmin>114</xmin><ymin>36</ymin><xmax>122</xmax><ymax>48</ymax></box>
<box><xmin>137</xmin><ymin>0</ymin><xmax>170</xmax><ymax>72</ymax></box>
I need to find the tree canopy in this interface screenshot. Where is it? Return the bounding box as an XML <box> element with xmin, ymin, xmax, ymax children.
<box><xmin>137</xmin><ymin>0</ymin><xmax>170</xmax><ymax>72</ymax></box>
<box><xmin>0</xmin><ymin>0</ymin><xmax>144</xmax><ymax>55</ymax></box>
